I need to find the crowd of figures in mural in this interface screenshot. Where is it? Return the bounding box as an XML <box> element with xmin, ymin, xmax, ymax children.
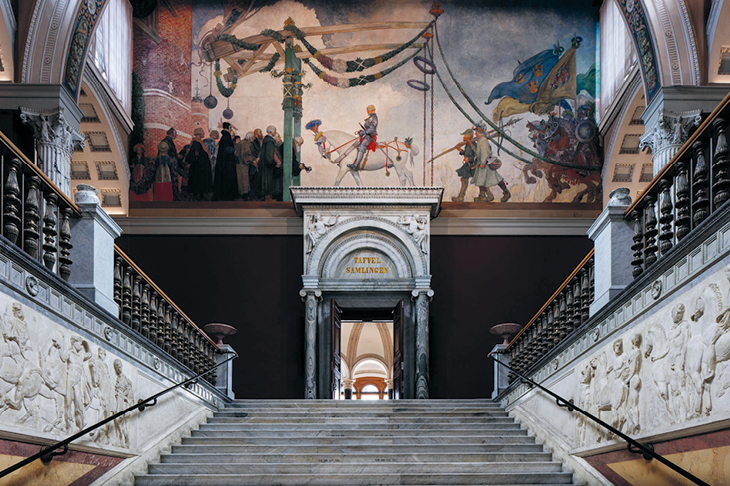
<box><xmin>130</xmin><ymin>124</ymin><xmax>310</xmax><ymax>202</ymax></box>
<box><xmin>576</xmin><ymin>265</ymin><xmax>730</xmax><ymax>447</ymax></box>
<box><xmin>0</xmin><ymin>301</ymin><xmax>134</xmax><ymax>448</ymax></box>
<box><xmin>129</xmin><ymin>0</ymin><xmax>601</xmax><ymax>204</ymax></box>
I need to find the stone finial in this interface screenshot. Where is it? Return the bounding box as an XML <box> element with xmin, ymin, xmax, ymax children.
<box><xmin>74</xmin><ymin>184</ymin><xmax>100</xmax><ymax>205</ymax></box>
<box><xmin>608</xmin><ymin>187</ymin><xmax>632</xmax><ymax>207</ymax></box>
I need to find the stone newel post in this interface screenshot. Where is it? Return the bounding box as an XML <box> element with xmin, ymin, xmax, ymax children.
<box><xmin>20</xmin><ymin>107</ymin><xmax>85</xmax><ymax>197</ymax></box>
<box><xmin>587</xmin><ymin>188</ymin><xmax>634</xmax><ymax>316</ymax></box>
<box><xmin>68</xmin><ymin>184</ymin><xmax>122</xmax><ymax>316</ymax></box>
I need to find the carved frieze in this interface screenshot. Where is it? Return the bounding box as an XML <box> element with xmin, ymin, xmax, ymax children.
<box><xmin>576</xmin><ymin>265</ymin><xmax>730</xmax><ymax>447</ymax></box>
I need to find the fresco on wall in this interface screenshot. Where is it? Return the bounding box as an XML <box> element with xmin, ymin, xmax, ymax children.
<box><xmin>130</xmin><ymin>0</ymin><xmax>600</xmax><ymax>205</ymax></box>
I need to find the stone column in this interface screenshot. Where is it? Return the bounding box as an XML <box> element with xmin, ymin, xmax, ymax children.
<box><xmin>639</xmin><ymin>109</ymin><xmax>701</xmax><ymax>176</ymax></box>
<box><xmin>639</xmin><ymin>87</ymin><xmax>730</xmax><ymax>176</ymax></box>
<box><xmin>384</xmin><ymin>378</ymin><xmax>393</xmax><ymax>400</ymax></box>
<box><xmin>491</xmin><ymin>344</ymin><xmax>509</xmax><ymax>399</ymax></box>
<box><xmin>300</xmin><ymin>288</ymin><xmax>321</xmax><ymax>399</ymax></box>
<box><xmin>413</xmin><ymin>289</ymin><xmax>434</xmax><ymax>399</ymax></box>
<box><xmin>342</xmin><ymin>378</ymin><xmax>354</xmax><ymax>399</ymax></box>
<box><xmin>587</xmin><ymin>188</ymin><xmax>634</xmax><ymax>317</ymax></box>
<box><xmin>215</xmin><ymin>343</ymin><xmax>237</xmax><ymax>399</ymax></box>
<box><xmin>19</xmin><ymin>107</ymin><xmax>85</xmax><ymax>197</ymax></box>
<box><xmin>69</xmin><ymin>185</ymin><xmax>122</xmax><ymax>316</ymax></box>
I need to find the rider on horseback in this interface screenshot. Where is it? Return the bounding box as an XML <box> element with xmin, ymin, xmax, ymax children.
<box><xmin>347</xmin><ymin>105</ymin><xmax>378</xmax><ymax>171</ymax></box>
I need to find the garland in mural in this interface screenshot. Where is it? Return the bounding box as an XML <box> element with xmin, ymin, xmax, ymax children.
<box><xmin>284</xmin><ymin>21</ymin><xmax>435</xmax><ymax>74</ymax></box>
<box><xmin>214</xmin><ymin>60</ymin><xmax>238</xmax><ymax>97</ymax></box>
<box><xmin>301</xmin><ymin>48</ymin><xmax>421</xmax><ymax>88</ymax></box>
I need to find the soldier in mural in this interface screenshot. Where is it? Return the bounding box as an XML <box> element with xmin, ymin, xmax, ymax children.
<box><xmin>88</xmin><ymin>347</ymin><xmax>113</xmax><ymax>443</ymax></box>
<box><xmin>347</xmin><ymin>105</ymin><xmax>378</xmax><ymax>171</ymax></box>
<box><xmin>61</xmin><ymin>337</ymin><xmax>92</xmax><ymax>433</ymax></box>
<box><xmin>451</xmin><ymin>129</ymin><xmax>476</xmax><ymax>202</ymax></box>
<box><xmin>472</xmin><ymin>123</ymin><xmax>510</xmax><ymax>203</ymax></box>
<box><xmin>250</xmin><ymin>128</ymin><xmax>264</xmax><ymax>200</ymax></box>
<box><xmin>204</xmin><ymin>130</ymin><xmax>220</xmax><ymax>179</ymax></box>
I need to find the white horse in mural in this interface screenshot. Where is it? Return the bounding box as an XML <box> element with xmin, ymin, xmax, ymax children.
<box><xmin>322</xmin><ymin>130</ymin><xmax>418</xmax><ymax>187</ymax></box>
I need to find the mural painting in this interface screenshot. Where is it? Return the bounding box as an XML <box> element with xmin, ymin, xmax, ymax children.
<box><xmin>130</xmin><ymin>0</ymin><xmax>600</xmax><ymax>204</ymax></box>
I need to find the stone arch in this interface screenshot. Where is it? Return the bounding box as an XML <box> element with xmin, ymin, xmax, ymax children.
<box><xmin>22</xmin><ymin>0</ymin><xmax>109</xmax><ymax>100</ymax></box>
<box><xmin>640</xmin><ymin>0</ymin><xmax>701</xmax><ymax>87</ymax></box>
<box><xmin>306</xmin><ymin>216</ymin><xmax>428</xmax><ymax>279</ymax></box>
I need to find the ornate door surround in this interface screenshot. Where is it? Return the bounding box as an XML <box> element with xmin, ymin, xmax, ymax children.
<box><xmin>293</xmin><ymin>187</ymin><xmax>442</xmax><ymax>399</ymax></box>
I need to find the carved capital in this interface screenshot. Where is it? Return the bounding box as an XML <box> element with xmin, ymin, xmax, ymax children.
<box><xmin>19</xmin><ymin>107</ymin><xmax>85</xmax><ymax>154</ymax></box>
<box><xmin>411</xmin><ymin>288</ymin><xmax>435</xmax><ymax>302</ymax></box>
<box><xmin>299</xmin><ymin>288</ymin><xmax>322</xmax><ymax>302</ymax></box>
<box><xmin>639</xmin><ymin>109</ymin><xmax>702</xmax><ymax>154</ymax></box>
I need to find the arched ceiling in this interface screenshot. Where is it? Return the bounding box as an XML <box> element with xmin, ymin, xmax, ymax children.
<box><xmin>341</xmin><ymin>321</ymin><xmax>392</xmax><ymax>380</ymax></box>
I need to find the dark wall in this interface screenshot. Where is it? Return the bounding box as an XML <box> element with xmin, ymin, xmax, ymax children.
<box><xmin>429</xmin><ymin>235</ymin><xmax>593</xmax><ymax>398</ymax></box>
<box><xmin>116</xmin><ymin>234</ymin><xmax>593</xmax><ymax>399</ymax></box>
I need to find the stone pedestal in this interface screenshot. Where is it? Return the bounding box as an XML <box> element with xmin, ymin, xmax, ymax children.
<box><xmin>587</xmin><ymin>188</ymin><xmax>634</xmax><ymax>317</ymax></box>
<box><xmin>640</xmin><ymin>87</ymin><xmax>729</xmax><ymax>176</ymax></box>
<box><xmin>68</xmin><ymin>185</ymin><xmax>122</xmax><ymax>316</ymax></box>
<box><xmin>215</xmin><ymin>343</ymin><xmax>236</xmax><ymax>399</ymax></box>
<box><xmin>491</xmin><ymin>344</ymin><xmax>509</xmax><ymax>399</ymax></box>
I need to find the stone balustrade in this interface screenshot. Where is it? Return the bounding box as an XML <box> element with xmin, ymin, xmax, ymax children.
<box><xmin>113</xmin><ymin>247</ymin><xmax>218</xmax><ymax>384</ymax></box>
<box><xmin>506</xmin><ymin>251</ymin><xmax>594</xmax><ymax>382</ymax></box>
<box><xmin>627</xmin><ymin>92</ymin><xmax>730</xmax><ymax>279</ymax></box>
<box><xmin>0</xmin><ymin>131</ymin><xmax>78</xmax><ymax>281</ymax></box>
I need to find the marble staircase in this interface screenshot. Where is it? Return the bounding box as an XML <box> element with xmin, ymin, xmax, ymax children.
<box><xmin>134</xmin><ymin>399</ymin><xmax>579</xmax><ymax>485</ymax></box>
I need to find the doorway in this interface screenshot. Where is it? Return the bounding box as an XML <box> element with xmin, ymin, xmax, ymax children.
<box><xmin>317</xmin><ymin>297</ymin><xmax>412</xmax><ymax>399</ymax></box>
<box><xmin>339</xmin><ymin>319</ymin><xmax>394</xmax><ymax>400</ymax></box>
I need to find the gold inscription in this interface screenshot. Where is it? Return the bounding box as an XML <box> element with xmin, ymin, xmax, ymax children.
<box><xmin>346</xmin><ymin>256</ymin><xmax>389</xmax><ymax>275</ymax></box>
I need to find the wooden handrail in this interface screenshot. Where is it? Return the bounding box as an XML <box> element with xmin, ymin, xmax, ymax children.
<box><xmin>506</xmin><ymin>248</ymin><xmax>594</xmax><ymax>349</ymax></box>
<box><xmin>0</xmin><ymin>130</ymin><xmax>80</xmax><ymax>216</ymax></box>
<box><xmin>624</xmin><ymin>90</ymin><xmax>730</xmax><ymax>217</ymax></box>
<box><xmin>114</xmin><ymin>245</ymin><xmax>219</xmax><ymax>348</ymax></box>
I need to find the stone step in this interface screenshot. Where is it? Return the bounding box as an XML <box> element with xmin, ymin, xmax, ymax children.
<box><xmin>213</xmin><ymin>410</ymin><xmax>511</xmax><ymax>418</ymax></box>
<box><xmin>171</xmin><ymin>443</ymin><xmax>547</xmax><ymax>455</ymax></box>
<box><xmin>202</xmin><ymin>416</ymin><xmax>518</xmax><ymax>424</ymax></box>
<box><xmin>148</xmin><ymin>461</ymin><xmax>565</xmax><ymax>475</ymax></box>
<box><xmin>203</xmin><ymin>420</ymin><xmax>519</xmax><ymax>429</ymax></box>
<box><xmin>182</xmin><ymin>435</ymin><xmax>538</xmax><ymax>446</ymax></box>
<box><xmin>159</xmin><ymin>452</ymin><xmax>554</xmax><ymax>464</ymax></box>
<box><xmin>135</xmin><ymin>472</ymin><xmax>575</xmax><ymax>485</ymax></box>
<box><xmin>192</xmin><ymin>428</ymin><xmax>528</xmax><ymax>438</ymax></box>
<box><xmin>226</xmin><ymin>399</ymin><xmax>500</xmax><ymax>407</ymax></box>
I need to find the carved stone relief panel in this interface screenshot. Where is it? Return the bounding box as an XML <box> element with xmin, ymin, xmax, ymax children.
<box><xmin>576</xmin><ymin>263</ymin><xmax>730</xmax><ymax>447</ymax></box>
<box><xmin>0</xmin><ymin>291</ymin><xmax>208</xmax><ymax>455</ymax></box>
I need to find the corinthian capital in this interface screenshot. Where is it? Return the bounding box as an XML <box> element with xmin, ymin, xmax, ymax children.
<box><xmin>20</xmin><ymin>107</ymin><xmax>85</xmax><ymax>154</ymax></box>
<box><xmin>639</xmin><ymin>109</ymin><xmax>702</xmax><ymax>154</ymax></box>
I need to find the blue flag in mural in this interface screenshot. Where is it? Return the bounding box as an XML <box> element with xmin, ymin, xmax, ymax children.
<box><xmin>486</xmin><ymin>49</ymin><xmax>561</xmax><ymax>105</ymax></box>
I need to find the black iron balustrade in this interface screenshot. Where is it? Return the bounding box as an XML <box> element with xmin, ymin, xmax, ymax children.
<box><xmin>505</xmin><ymin>250</ymin><xmax>594</xmax><ymax>382</ymax></box>
<box><xmin>114</xmin><ymin>246</ymin><xmax>219</xmax><ymax>384</ymax></box>
<box><xmin>0</xmin><ymin>131</ymin><xmax>79</xmax><ymax>280</ymax></box>
<box><xmin>488</xmin><ymin>355</ymin><xmax>710</xmax><ymax>486</ymax></box>
<box><xmin>627</xmin><ymin>92</ymin><xmax>730</xmax><ymax>278</ymax></box>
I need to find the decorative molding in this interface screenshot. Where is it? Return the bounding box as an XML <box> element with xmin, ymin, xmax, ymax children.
<box><xmin>601</xmin><ymin>76</ymin><xmax>643</xmax><ymax>187</ymax></box>
<box><xmin>654</xmin><ymin>0</ymin><xmax>682</xmax><ymax>85</ymax></box>
<box><xmin>291</xmin><ymin>186</ymin><xmax>443</xmax><ymax>218</ymax></box>
<box><xmin>617</xmin><ymin>0</ymin><xmax>661</xmax><ymax>101</ymax></box>
<box><xmin>675</xmin><ymin>0</ymin><xmax>701</xmax><ymax>85</ymax></box>
<box><xmin>63</xmin><ymin>0</ymin><xmax>107</xmax><ymax>100</ymax></box>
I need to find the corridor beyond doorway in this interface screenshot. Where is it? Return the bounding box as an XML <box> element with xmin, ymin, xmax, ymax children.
<box><xmin>340</xmin><ymin>321</ymin><xmax>393</xmax><ymax>400</ymax></box>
